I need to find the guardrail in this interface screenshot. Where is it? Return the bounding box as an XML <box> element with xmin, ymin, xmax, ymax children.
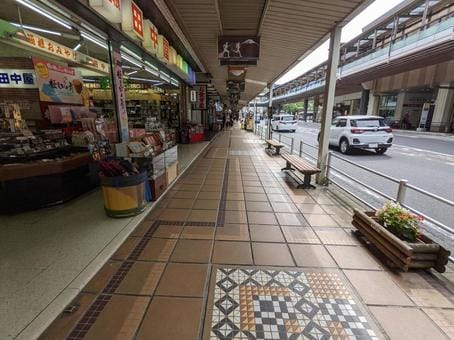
<box><xmin>253</xmin><ymin>123</ymin><xmax>454</xmax><ymax>258</ymax></box>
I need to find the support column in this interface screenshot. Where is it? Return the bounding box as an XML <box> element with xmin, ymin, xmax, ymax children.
<box><xmin>303</xmin><ymin>98</ymin><xmax>309</xmax><ymax>120</ymax></box>
<box><xmin>313</xmin><ymin>96</ymin><xmax>320</xmax><ymax>122</ymax></box>
<box><xmin>267</xmin><ymin>85</ymin><xmax>273</xmax><ymax>139</ymax></box>
<box><xmin>359</xmin><ymin>89</ymin><xmax>369</xmax><ymax>115</ymax></box>
<box><xmin>366</xmin><ymin>92</ymin><xmax>379</xmax><ymax>115</ymax></box>
<box><xmin>431</xmin><ymin>84</ymin><xmax>454</xmax><ymax>132</ymax></box>
<box><xmin>394</xmin><ymin>92</ymin><xmax>406</xmax><ymax>122</ymax></box>
<box><xmin>317</xmin><ymin>26</ymin><xmax>341</xmax><ymax>184</ymax></box>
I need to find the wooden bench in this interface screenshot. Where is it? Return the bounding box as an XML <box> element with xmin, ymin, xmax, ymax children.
<box><xmin>281</xmin><ymin>154</ymin><xmax>321</xmax><ymax>189</ymax></box>
<box><xmin>265</xmin><ymin>139</ymin><xmax>285</xmax><ymax>155</ymax></box>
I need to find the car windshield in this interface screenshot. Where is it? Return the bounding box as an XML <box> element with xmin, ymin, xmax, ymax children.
<box><xmin>350</xmin><ymin>119</ymin><xmax>385</xmax><ymax>127</ymax></box>
<box><xmin>281</xmin><ymin>116</ymin><xmax>294</xmax><ymax>121</ymax></box>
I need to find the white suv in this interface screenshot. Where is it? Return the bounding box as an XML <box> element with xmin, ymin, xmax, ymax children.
<box><xmin>319</xmin><ymin>115</ymin><xmax>393</xmax><ymax>154</ymax></box>
<box><xmin>271</xmin><ymin>114</ymin><xmax>297</xmax><ymax>132</ymax></box>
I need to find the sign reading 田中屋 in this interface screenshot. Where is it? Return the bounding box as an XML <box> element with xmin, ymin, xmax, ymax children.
<box><xmin>89</xmin><ymin>0</ymin><xmax>121</xmax><ymax>23</ymax></box>
<box><xmin>0</xmin><ymin>69</ymin><xmax>37</xmax><ymax>88</ymax></box>
<box><xmin>143</xmin><ymin>19</ymin><xmax>159</xmax><ymax>55</ymax></box>
<box><xmin>157</xmin><ymin>35</ymin><xmax>170</xmax><ymax>64</ymax></box>
<box><xmin>32</xmin><ymin>58</ymin><xmax>83</xmax><ymax>105</ymax></box>
<box><xmin>121</xmin><ymin>0</ymin><xmax>144</xmax><ymax>40</ymax></box>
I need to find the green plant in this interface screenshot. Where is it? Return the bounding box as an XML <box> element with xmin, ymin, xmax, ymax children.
<box><xmin>375</xmin><ymin>201</ymin><xmax>422</xmax><ymax>242</ymax></box>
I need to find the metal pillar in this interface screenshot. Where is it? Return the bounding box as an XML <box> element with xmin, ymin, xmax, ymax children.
<box><xmin>267</xmin><ymin>85</ymin><xmax>273</xmax><ymax>139</ymax></box>
<box><xmin>313</xmin><ymin>96</ymin><xmax>320</xmax><ymax>122</ymax></box>
<box><xmin>317</xmin><ymin>26</ymin><xmax>341</xmax><ymax>185</ymax></box>
<box><xmin>303</xmin><ymin>98</ymin><xmax>309</xmax><ymax>121</ymax></box>
<box><xmin>254</xmin><ymin>98</ymin><xmax>258</xmax><ymax>133</ymax></box>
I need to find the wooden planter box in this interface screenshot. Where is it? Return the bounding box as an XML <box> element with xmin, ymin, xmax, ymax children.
<box><xmin>352</xmin><ymin>209</ymin><xmax>450</xmax><ymax>273</ymax></box>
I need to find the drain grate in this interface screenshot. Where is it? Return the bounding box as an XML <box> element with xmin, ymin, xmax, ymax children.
<box><xmin>185</xmin><ymin>221</ymin><xmax>216</xmax><ymax>227</ymax></box>
<box><xmin>156</xmin><ymin>220</ymin><xmax>185</xmax><ymax>226</ymax></box>
<box><xmin>66</xmin><ymin>294</ymin><xmax>112</xmax><ymax>339</ymax></box>
<box><xmin>217</xmin><ymin>159</ymin><xmax>230</xmax><ymax>226</ymax></box>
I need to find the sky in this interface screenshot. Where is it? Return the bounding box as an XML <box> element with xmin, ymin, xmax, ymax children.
<box><xmin>275</xmin><ymin>0</ymin><xmax>405</xmax><ymax>85</ymax></box>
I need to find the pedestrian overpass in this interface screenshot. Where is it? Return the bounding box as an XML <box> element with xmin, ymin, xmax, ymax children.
<box><xmin>271</xmin><ymin>0</ymin><xmax>454</xmax><ymax>104</ymax></box>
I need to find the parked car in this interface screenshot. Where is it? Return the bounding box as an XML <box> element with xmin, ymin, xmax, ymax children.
<box><xmin>318</xmin><ymin>115</ymin><xmax>393</xmax><ymax>154</ymax></box>
<box><xmin>271</xmin><ymin>114</ymin><xmax>297</xmax><ymax>132</ymax></box>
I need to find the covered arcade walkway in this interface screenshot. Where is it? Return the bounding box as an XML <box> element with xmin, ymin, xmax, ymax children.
<box><xmin>41</xmin><ymin>126</ymin><xmax>454</xmax><ymax>339</ymax></box>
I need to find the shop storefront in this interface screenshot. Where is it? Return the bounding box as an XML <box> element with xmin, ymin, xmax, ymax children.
<box><xmin>0</xmin><ymin>0</ymin><xmax>201</xmax><ymax>214</ymax></box>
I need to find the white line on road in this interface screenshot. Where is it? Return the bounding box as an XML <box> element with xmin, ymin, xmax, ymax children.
<box><xmin>393</xmin><ymin>144</ymin><xmax>454</xmax><ymax>158</ymax></box>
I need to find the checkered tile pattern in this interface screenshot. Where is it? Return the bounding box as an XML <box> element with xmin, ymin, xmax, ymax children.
<box><xmin>210</xmin><ymin>268</ymin><xmax>378</xmax><ymax>340</ymax></box>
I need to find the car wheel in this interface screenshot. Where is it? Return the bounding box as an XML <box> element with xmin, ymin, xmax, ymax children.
<box><xmin>339</xmin><ymin>138</ymin><xmax>350</xmax><ymax>154</ymax></box>
<box><xmin>376</xmin><ymin>147</ymin><xmax>387</xmax><ymax>154</ymax></box>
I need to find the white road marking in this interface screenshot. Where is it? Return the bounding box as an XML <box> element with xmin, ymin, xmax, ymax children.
<box><xmin>393</xmin><ymin>144</ymin><xmax>454</xmax><ymax>158</ymax></box>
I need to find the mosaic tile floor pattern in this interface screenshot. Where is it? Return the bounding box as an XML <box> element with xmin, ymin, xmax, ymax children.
<box><xmin>209</xmin><ymin>268</ymin><xmax>378</xmax><ymax>340</ymax></box>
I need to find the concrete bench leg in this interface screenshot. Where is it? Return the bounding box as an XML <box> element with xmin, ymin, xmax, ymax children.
<box><xmin>275</xmin><ymin>147</ymin><xmax>281</xmax><ymax>155</ymax></box>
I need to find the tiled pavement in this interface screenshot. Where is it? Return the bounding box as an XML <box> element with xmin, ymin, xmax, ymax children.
<box><xmin>41</xmin><ymin>128</ymin><xmax>454</xmax><ymax>339</ymax></box>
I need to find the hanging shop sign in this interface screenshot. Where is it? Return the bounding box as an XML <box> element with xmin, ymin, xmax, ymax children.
<box><xmin>157</xmin><ymin>35</ymin><xmax>170</xmax><ymax>64</ymax></box>
<box><xmin>32</xmin><ymin>58</ymin><xmax>83</xmax><ymax>105</ymax></box>
<box><xmin>190</xmin><ymin>90</ymin><xmax>197</xmax><ymax>103</ymax></box>
<box><xmin>169</xmin><ymin>46</ymin><xmax>177</xmax><ymax>66</ymax></box>
<box><xmin>121</xmin><ymin>0</ymin><xmax>144</xmax><ymax>41</ymax></box>
<box><xmin>113</xmin><ymin>52</ymin><xmax>129</xmax><ymax>141</ymax></box>
<box><xmin>218</xmin><ymin>36</ymin><xmax>260</xmax><ymax>64</ymax></box>
<box><xmin>89</xmin><ymin>0</ymin><xmax>122</xmax><ymax>23</ymax></box>
<box><xmin>194</xmin><ymin>85</ymin><xmax>207</xmax><ymax>110</ymax></box>
<box><xmin>177</xmin><ymin>54</ymin><xmax>184</xmax><ymax>71</ymax></box>
<box><xmin>0</xmin><ymin>69</ymin><xmax>37</xmax><ymax>89</ymax></box>
<box><xmin>143</xmin><ymin>19</ymin><xmax>158</xmax><ymax>55</ymax></box>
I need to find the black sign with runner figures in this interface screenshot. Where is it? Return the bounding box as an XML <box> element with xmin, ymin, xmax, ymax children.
<box><xmin>218</xmin><ymin>36</ymin><xmax>260</xmax><ymax>65</ymax></box>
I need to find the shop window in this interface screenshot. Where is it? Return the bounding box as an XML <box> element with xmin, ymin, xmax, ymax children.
<box><xmin>0</xmin><ymin>3</ymin><xmax>117</xmax><ymax>212</ymax></box>
<box><xmin>378</xmin><ymin>95</ymin><xmax>397</xmax><ymax>118</ymax></box>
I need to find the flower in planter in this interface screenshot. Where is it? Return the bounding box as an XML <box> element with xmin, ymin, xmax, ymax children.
<box><xmin>375</xmin><ymin>201</ymin><xmax>423</xmax><ymax>242</ymax></box>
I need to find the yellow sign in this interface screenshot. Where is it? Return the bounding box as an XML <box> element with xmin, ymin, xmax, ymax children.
<box><xmin>18</xmin><ymin>29</ymin><xmax>109</xmax><ymax>75</ymax></box>
<box><xmin>34</xmin><ymin>62</ymin><xmax>49</xmax><ymax>78</ymax></box>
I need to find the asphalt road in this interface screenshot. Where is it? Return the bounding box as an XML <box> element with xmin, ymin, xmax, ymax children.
<box><xmin>259</xmin><ymin>121</ymin><xmax>454</xmax><ymax>252</ymax></box>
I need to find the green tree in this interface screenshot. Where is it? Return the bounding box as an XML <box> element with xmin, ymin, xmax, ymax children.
<box><xmin>283</xmin><ymin>102</ymin><xmax>304</xmax><ymax>113</ymax></box>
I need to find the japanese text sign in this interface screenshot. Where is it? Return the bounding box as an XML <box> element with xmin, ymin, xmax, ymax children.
<box><xmin>32</xmin><ymin>58</ymin><xmax>83</xmax><ymax>105</ymax></box>
<box><xmin>0</xmin><ymin>69</ymin><xmax>37</xmax><ymax>88</ymax></box>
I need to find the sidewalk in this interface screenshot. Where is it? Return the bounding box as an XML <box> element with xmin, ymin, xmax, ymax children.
<box><xmin>0</xmin><ymin>141</ymin><xmax>210</xmax><ymax>340</ymax></box>
<box><xmin>39</xmin><ymin>127</ymin><xmax>453</xmax><ymax>339</ymax></box>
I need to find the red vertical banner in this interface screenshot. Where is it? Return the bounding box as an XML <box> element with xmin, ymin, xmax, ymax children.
<box><xmin>163</xmin><ymin>38</ymin><xmax>170</xmax><ymax>62</ymax></box>
<box><xmin>131</xmin><ymin>1</ymin><xmax>143</xmax><ymax>37</ymax></box>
